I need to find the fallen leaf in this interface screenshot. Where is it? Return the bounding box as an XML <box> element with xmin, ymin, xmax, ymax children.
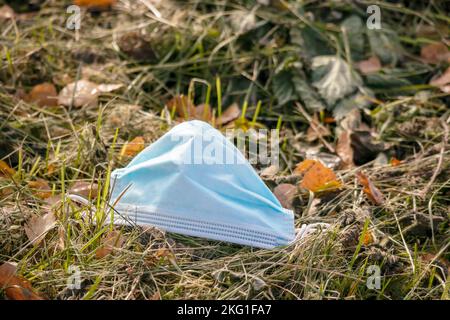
<box><xmin>195</xmin><ymin>103</ymin><xmax>213</xmax><ymax>121</ymax></box>
<box><xmin>216</xmin><ymin>103</ymin><xmax>241</xmax><ymax>126</ymax></box>
<box><xmin>295</xmin><ymin>159</ymin><xmax>342</xmax><ymax>193</ymax></box>
<box><xmin>58</xmin><ymin>80</ymin><xmax>123</xmax><ymax>108</ymax></box>
<box><xmin>430</xmin><ymin>66</ymin><xmax>450</xmax><ymax>92</ymax></box>
<box><xmin>0</xmin><ymin>160</ymin><xmax>16</xmax><ymax>178</ymax></box>
<box><xmin>118</xmin><ymin>32</ymin><xmax>156</xmax><ymax>62</ymax></box>
<box><xmin>361</xmin><ymin>230</ymin><xmax>375</xmax><ymax>245</ymax></box>
<box><xmin>120</xmin><ymin>136</ymin><xmax>145</xmax><ymax>157</ymax></box>
<box><xmin>166</xmin><ymin>95</ymin><xmax>196</xmax><ymax>119</ymax></box>
<box><xmin>306</xmin><ymin>114</ymin><xmax>331</xmax><ymax>142</ymax></box>
<box><xmin>0</xmin><ymin>262</ymin><xmax>43</xmax><ymax>300</ymax></box>
<box><xmin>390</xmin><ymin>157</ymin><xmax>401</xmax><ymax>167</ymax></box>
<box><xmin>27</xmin><ymin>83</ymin><xmax>58</xmax><ymax>107</ymax></box>
<box><xmin>74</xmin><ymin>0</ymin><xmax>116</xmax><ymax>9</ymax></box>
<box><xmin>260</xmin><ymin>165</ymin><xmax>279</xmax><ymax>178</ymax></box>
<box><xmin>273</xmin><ymin>183</ymin><xmax>297</xmax><ymax>209</ymax></box>
<box><xmin>311</xmin><ymin>55</ymin><xmax>363</xmax><ymax>105</ymax></box>
<box><xmin>28</xmin><ymin>179</ymin><xmax>52</xmax><ymax>199</ymax></box>
<box><xmin>356</xmin><ymin>172</ymin><xmax>384</xmax><ymax>205</ymax></box>
<box><xmin>95</xmin><ymin>229</ymin><xmax>126</xmax><ymax>259</ymax></box>
<box><xmin>0</xmin><ymin>5</ymin><xmax>15</xmax><ymax>19</ymax></box>
<box><xmin>421</xmin><ymin>42</ymin><xmax>450</xmax><ymax>64</ymax></box>
<box><xmin>356</xmin><ymin>56</ymin><xmax>382</xmax><ymax>74</ymax></box>
<box><xmin>336</xmin><ymin>131</ymin><xmax>354</xmax><ymax>168</ymax></box>
<box><xmin>69</xmin><ymin>181</ymin><xmax>98</xmax><ymax>199</ymax></box>
<box><xmin>24</xmin><ymin>212</ymin><xmax>57</xmax><ymax>245</ymax></box>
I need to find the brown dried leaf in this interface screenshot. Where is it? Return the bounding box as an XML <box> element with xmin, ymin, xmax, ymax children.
<box><xmin>295</xmin><ymin>160</ymin><xmax>342</xmax><ymax>193</ymax></box>
<box><xmin>336</xmin><ymin>131</ymin><xmax>354</xmax><ymax>168</ymax></box>
<box><xmin>27</xmin><ymin>83</ymin><xmax>58</xmax><ymax>107</ymax></box>
<box><xmin>95</xmin><ymin>230</ymin><xmax>126</xmax><ymax>259</ymax></box>
<box><xmin>58</xmin><ymin>80</ymin><xmax>122</xmax><ymax>108</ymax></box>
<box><xmin>0</xmin><ymin>262</ymin><xmax>43</xmax><ymax>300</ymax></box>
<box><xmin>430</xmin><ymin>66</ymin><xmax>450</xmax><ymax>92</ymax></box>
<box><xmin>260</xmin><ymin>165</ymin><xmax>279</xmax><ymax>178</ymax></box>
<box><xmin>24</xmin><ymin>212</ymin><xmax>57</xmax><ymax>245</ymax></box>
<box><xmin>356</xmin><ymin>56</ymin><xmax>382</xmax><ymax>74</ymax></box>
<box><xmin>69</xmin><ymin>181</ymin><xmax>98</xmax><ymax>199</ymax></box>
<box><xmin>215</xmin><ymin>103</ymin><xmax>241</xmax><ymax>126</ymax></box>
<box><xmin>195</xmin><ymin>103</ymin><xmax>213</xmax><ymax>121</ymax></box>
<box><xmin>0</xmin><ymin>5</ymin><xmax>15</xmax><ymax>19</ymax></box>
<box><xmin>421</xmin><ymin>42</ymin><xmax>450</xmax><ymax>64</ymax></box>
<box><xmin>273</xmin><ymin>183</ymin><xmax>297</xmax><ymax>209</ymax></box>
<box><xmin>356</xmin><ymin>171</ymin><xmax>384</xmax><ymax>205</ymax></box>
<box><xmin>166</xmin><ymin>95</ymin><xmax>196</xmax><ymax>119</ymax></box>
<box><xmin>28</xmin><ymin>179</ymin><xmax>52</xmax><ymax>199</ymax></box>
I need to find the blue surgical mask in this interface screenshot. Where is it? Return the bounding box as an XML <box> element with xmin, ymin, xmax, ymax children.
<box><xmin>107</xmin><ymin>120</ymin><xmax>295</xmax><ymax>249</ymax></box>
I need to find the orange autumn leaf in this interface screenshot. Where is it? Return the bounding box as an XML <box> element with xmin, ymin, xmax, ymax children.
<box><xmin>74</xmin><ymin>0</ymin><xmax>116</xmax><ymax>8</ymax></box>
<box><xmin>356</xmin><ymin>172</ymin><xmax>384</xmax><ymax>205</ymax></box>
<box><xmin>0</xmin><ymin>262</ymin><xmax>44</xmax><ymax>300</ymax></box>
<box><xmin>390</xmin><ymin>157</ymin><xmax>401</xmax><ymax>167</ymax></box>
<box><xmin>0</xmin><ymin>160</ymin><xmax>16</xmax><ymax>177</ymax></box>
<box><xmin>294</xmin><ymin>159</ymin><xmax>317</xmax><ymax>174</ymax></box>
<box><xmin>121</xmin><ymin>136</ymin><xmax>145</xmax><ymax>157</ymax></box>
<box><xmin>362</xmin><ymin>231</ymin><xmax>374</xmax><ymax>245</ymax></box>
<box><xmin>295</xmin><ymin>160</ymin><xmax>342</xmax><ymax>193</ymax></box>
<box><xmin>27</xmin><ymin>179</ymin><xmax>52</xmax><ymax>199</ymax></box>
<box><xmin>27</xmin><ymin>83</ymin><xmax>58</xmax><ymax>107</ymax></box>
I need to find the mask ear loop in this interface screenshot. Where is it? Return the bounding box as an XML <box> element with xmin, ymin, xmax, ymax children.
<box><xmin>293</xmin><ymin>223</ymin><xmax>330</xmax><ymax>243</ymax></box>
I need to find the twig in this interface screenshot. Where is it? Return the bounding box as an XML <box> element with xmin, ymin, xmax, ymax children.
<box><xmin>296</xmin><ymin>102</ymin><xmax>335</xmax><ymax>153</ymax></box>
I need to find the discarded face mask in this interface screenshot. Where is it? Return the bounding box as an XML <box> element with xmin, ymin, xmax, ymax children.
<box><xmin>105</xmin><ymin>120</ymin><xmax>296</xmax><ymax>249</ymax></box>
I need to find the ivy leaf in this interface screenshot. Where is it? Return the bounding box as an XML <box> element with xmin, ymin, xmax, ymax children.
<box><xmin>311</xmin><ymin>56</ymin><xmax>363</xmax><ymax>106</ymax></box>
<box><xmin>272</xmin><ymin>70</ymin><xmax>296</xmax><ymax>106</ymax></box>
<box><xmin>341</xmin><ymin>16</ymin><xmax>365</xmax><ymax>61</ymax></box>
<box><xmin>367</xmin><ymin>27</ymin><xmax>403</xmax><ymax>65</ymax></box>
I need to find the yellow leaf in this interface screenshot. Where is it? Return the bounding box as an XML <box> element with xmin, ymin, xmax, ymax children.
<box><xmin>0</xmin><ymin>160</ymin><xmax>16</xmax><ymax>178</ymax></box>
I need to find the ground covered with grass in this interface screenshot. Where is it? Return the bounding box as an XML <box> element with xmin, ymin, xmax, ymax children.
<box><xmin>0</xmin><ymin>0</ymin><xmax>449</xmax><ymax>300</ymax></box>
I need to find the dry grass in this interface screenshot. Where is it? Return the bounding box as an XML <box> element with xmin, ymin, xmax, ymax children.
<box><xmin>0</xmin><ymin>0</ymin><xmax>449</xmax><ymax>300</ymax></box>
